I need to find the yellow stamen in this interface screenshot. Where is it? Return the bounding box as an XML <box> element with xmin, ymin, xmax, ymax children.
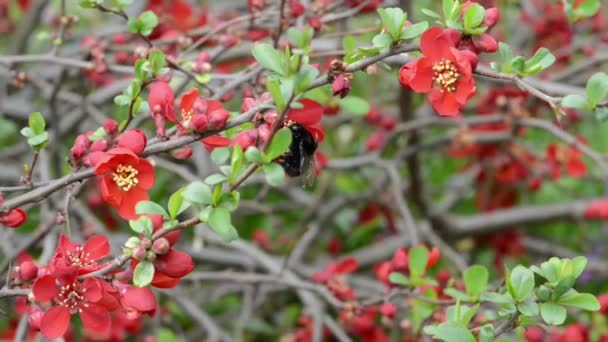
<box><xmin>432</xmin><ymin>59</ymin><xmax>461</xmax><ymax>93</ymax></box>
<box><xmin>112</xmin><ymin>164</ymin><xmax>139</xmax><ymax>191</ymax></box>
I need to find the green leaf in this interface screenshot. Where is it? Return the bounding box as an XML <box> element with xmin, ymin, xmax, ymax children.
<box><xmin>572</xmin><ymin>256</ymin><xmax>587</xmax><ymax>279</ymax></box>
<box><xmin>574</xmin><ymin>0</ymin><xmax>600</xmax><ymax>20</ymax></box>
<box><xmin>27</xmin><ymin>132</ymin><xmax>48</xmax><ymax>149</ymax></box>
<box><xmin>218</xmin><ymin>191</ymin><xmax>240</xmax><ymax>212</ymax></box>
<box><xmin>511</xmin><ymin>56</ymin><xmax>526</xmax><ymax>74</ymax></box>
<box><xmin>595</xmin><ymin>107</ymin><xmax>608</xmax><ymax>121</ymax></box>
<box><xmin>156</xmin><ymin>328</ymin><xmax>177</xmax><ymax>342</ymax></box>
<box><xmin>211</xmin><ymin>147</ymin><xmax>231</xmax><ymax>165</ymax></box>
<box><xmin>372</xmin><ymin>33</ymin><xmax>393</xmax><ymax>49</ymax></box>
<box><xmin>264</xmin><ymin>127</ymin><xmax>292</xmax><ymax>162</ymax></box>
<box><xmin>208</xmin><ymin>207</ymin><xmax>239</xmax><ymax>242</ymax></box>
<box><xmin>129</xmin><ymin>215</ymin><xmax>153</xmax><ymax>236</ymax></box>
<box><xmin>198</xmin><ymin>206</ymin><xmax>212</xmax><ymax>222</ymax></box>
<box><xmin>28</xmin><ymin>112</ymin><xmax>45</xmax><ymax>134</ymax></box>
<box><xmin>342</xmin><ymin>35</ymin><xmax>357</xmax><ymax>54</ymax></box>
<box><xmin>426</xmin><ymin>321</ymin><xmax>476</xmax><ymax>342</ymax></box>
<box><xmin>135</xmin><ymin>201</ymin><xmax>169</xmax><ymax>218</ymax></box>
<box><xmin>231</xmin><ymin>145</ymin><xmax>244</xmax><ymax>178</ymax></box>
<box><xmin>245</xmin><ymin>146</ymin><xmax>263</xmax><ymax>163</ymax></box>
<box><xmin>252</xmin><ymin>43</ymin><xmax>286</xmax><ymax>76</ymax></box>
<box><xmin>442</xmin><ymin>0</ymin><xmax>456</xmax><ymax>20</ymax></box>
<box><xmin>444</xmin><ymin>288</ymin><xmax>469</xmax><ymax>301</ymax></box>
<box><xmin>20</xmin><ymin>127</ymin><xmax>34</xmax><ymax>138</ymax></box>
<box><xmin>339</xmin><ymin>96</ymin><xmax>370</xmax><ymax>116</ymax></box>
<box><xmin>553</xmin><ymin>276</ymin><xmax>576</xmax><ymax>300</ymax></box>
<box><xmin>377</xmin><ymin>7</ymin><xmax>406</xmax><ymax>41</ymax></box>
<box><xmin>498</xmin><ymin>42</ymin><xmax>514</xmax><ymax>64</ymax></box>
<box><xmin>517</xmin><ymin>299</ymin><xmax>540</xmax><ymax>317</ymax></box>
<box><xmin>540</xmin><ymin>259</ymin><xmax>560</xmax><ymax>283</ymax></box>
<box><xmin>133</xmin><ymin>260</ymin><xmax>155</xmax><ymax>287</ymax></box>
<box><xmin>124</xmin><ymin>237</ymin><xmax>140</xmax><ymax>248</ymax></box>
<box><xmin>263</xmin><ymin>162</ymin><xmax>286</xmax><ymax>187</ymax></box>
<box><xmin>267</xmin><ymin>78</ymin><xmax>285</xmax><ymax>111</ymax></box>
<box><xmin>525</xmin><ymin>48</ymin><xmax>556</xmax><ymax>75</ymax></box>
<box><xmin>295</xmin><ymin>64</ymin><xmax>319</xmax><ymax>94</ymax></box>
<box><xmin>561</xmin><ymin>94</ymin><xmax>589</xmax><ymax>109</ymax></box>
<box><xmin>183</xmin><ymin>181</ymin><xmax>213</xmax><ymax>205</ymax></box>
<box><xmin>287</xmin><ymin>27</ymin><xmax>313</xmax><ymax>49</ymax></box>
<box><xmin>168</xmin><ymin>188</ymin><xmax>190</xmax><ymax>219</ymax></box>
<box><xmin>138</xmin><ymin>11</ymin><xmax>158</xmax><ymax>36</ymax></box>
<box><xmin>388</xmin><ymin>272</ymin><xmax>409</xmax><ymax>286</ymax></box>
<box><xmin>498</xmin><ymin>302</ymin><xmax>517</xmax><ymax>317</ymax></box>
<box><xmin>540</xmin><ymin>303</ymin><xmax>567</xmax><ymax>325</ymax></box>
<box><xmin>408</xmin><ymin>246</ymin><xmax>429</xmax><ymax>279</ymax></box>
<box><xmin>205</xmin><ymin>173</ymin><xmax>227</xmax><ymax>185</ymax></box>
<box><xmin>463</xmin><ymin>3</ymin><xmax>485</xmax><ymax>32</ymax></box>
<box><xmin>478</xmin><ymin>325</ymin><xmax>494</xmax><ymax>342</ymax></box>
<box><xmin>480</xmin><ymin>292</ymin><xmax>513</xmax><ymax>304</ymax></box>
<box><xmin>400</xmin><ymin>21</ymin><xmax>429</xmax><ymax>40</ymax></box>
<box><xmin>586</xmin><ymin>72</ymin><xmax>608</xmax><ymax>106</ymax></box>
<box><xmin>557</xmin><ymin>292</ymin><xmax>600</xmax><ymax>311</ymax></box>
<box><xmin>114</xmin><ymin>94</ymin><xmax>131</xmax><ymax>106</ymax></box>
<box><xmin>463</xmin><ymin>265</ymin><xmax>489</xmax><ymax>297</ymax></box>
<box><xmin>148</xmin><ymin>50</ymin><xmax>166</xmax><ymax>76</ymax></box>
<box><xmin>508</xmin><ymin>266</ymin><xmax>535</xmax><ymax>302</ymax></box>
<box><xmin>421</xmin><ymin>8</ymin><xmax>441</xmax><ymax>19</ymax></box>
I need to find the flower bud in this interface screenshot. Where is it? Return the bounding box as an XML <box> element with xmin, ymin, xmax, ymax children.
<box><xmin>151</xmin><ymin>238</ymin><xmax>171</xmax><ymax>255</ymax></box>
<box><xmin>365</xmin><ymin>131</ymin><xmax>386</xmax><ymax>151</ymax></box>
<box><xmin>103</xmin><ymin>119</ymin><xmax>119</xmax><ymax>136</ymax></box>
<box><xmin>90</xmin><ymin>139</ymin><xmax>108</xmax><ymax>152</ymax></box>
<box><xmin>141</xmin><ymin>237</ymin><xmax>152</xmax><ymax>249</ymax></box>
<box><xmin>18</xmin><ymin>261</ymin><xmax>38</xmax><ymax>281</ymax></box>
<box><xmin>289</xmin><ymin>0</ymin><xmax>305</xmax><ymax>17</ymax></box>
<box><xmin>380</xmin><ymin>117</ymin><xmax>396</xmax><ymax>131</ymax></box>
<box><xmin>473</xmin><ymin>33</ymin><xmax>498</xmax><ymax>53</ymax></box>
<box><xmin>196</xmin><ymin>51</ymin><xmax>211</xmax><ymax>64</ymax></box>
<box><xmin>116</xmin><ymin>129</ymin><xmax>147</xmax><ymax>155</ymax></box>
<box><xmin>0</xmin><ymin>208</ymin><xmax>27</xmax><ymax>228</ymax></box>
<box><xmin>70</xmin><ymin>143</ymin><xmax>88</xmax><ymax>161</ymax></box>
<box><xmin>170</xmin><ymin>146</ymin><xmax>193</xmax><ymax>160</ymax></box>
<box><xmin>28</xmin><ymin>307</ymin><xmax>44</xmax><ymax>330</ymax></box>
<box><xmin>131</xmin><ymin>246</ymin><xmax>147</xmax><ymax>261</ymax></box>
<box><xmin>233</xmin><ymin>130</ymin><xmax>258</xmax><ymax>150</ymax></box>
<box><xmin>484</xmin><ymin>8</ymin><xmax>500</xmax><ymax>28</ymax></box>
<box><xmin>380</xmin><ymin>303</ymin><xmax>397</xmax><ymax>318</ymax></box>
<box><xmin>599</xmin><ymin>293</ymin><xmax>608</xmax><ymax>314</ymax></box>
<box><xmin>191</xmin><ymin>113</ymin><xmax>208</xmax><ymax>133</ymax></box>
<box><xmin>146</xmin><ymin>250</ymin><xmax>157</xmax><ymax>262</ymax></box>
<box><xmin>208</xmin><ymin>109</ymin><xmax>230</xmax><ymax>130</ymax></box>
<box><xmin>332</xmin><ymin>74</ymin><xmax>351</xmax><ymax>98</ymax></box>
<box><xmin>220</xmin><ymin>34</ymin><xmax>239</xmax><ymax>48</ymax></box>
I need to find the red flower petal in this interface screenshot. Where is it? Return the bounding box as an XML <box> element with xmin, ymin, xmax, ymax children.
<box><xmin>151</xmin><ymin>272</ymin><xmax>181</xmax><ymax>288</ymax></box>
<box><xmin>180</xmin><ymin>87</ymin><xmax>200</xmax><ymax>118</ymax></box>
<box><xmin>334</xmin><ymin>257</ymin><xmax>358</xmax><ymax>274</ymax></box>
<box><xmin>33</xmin><ymin>275</ymin><xmax>59</xmax><ymax>302</ymax></box>
<box><xmin>135</xmin><ymin>158</ymin><xmax>155</xmax><ymax>190</ymax></box>
<box><xmin>408</xmin><ymin>58</ymin><xmax>434</xmax><ymax>93</ymax></box>
<box><xmin>116</xmin><ymin>188</ymin><xmax>149</xmax><ymax>220</ymax></box>
<box><xmin>80</xmin><ymin>303</ymin><xmax>111</xmax><ymax>335</ymax></box>
<box><xmin>201</xmin><ymin>135</ymin><xmax>231</xmax><ymax>150</ymax></box>
<box><xmin>122</xmin><ymin>287</ymin><xmax>157</xmax><ymax>313</ymax></box>
<box><xmin>287</xmin><ymin>99</ymin><xmax>323</xmax><ymax>126</ymax></box>
<box><xmin>84</xmin><ymin>235</ymin><xmax>110</xmax><ymax>261</ymax></box>
<box><xmin>429</xmin><ymin>89</ymin><xmax>462</xmax><ymax>117</ymax></box>
<box><xmin>83</xmin><ymin>278</ymin><xmax>103</xmax><ymax>303</ymax></box>
<box><xmin>420</xmin><ymin>27</ymin><xmax>455</xmax><ymax>61</ymax></box>
<box><xmin>40</xmin><ymin>306</ymin><xmax>71</xmax><ymax>339</ymax></box>
<box><xmin>153</xmin><ymin>249</ymin><xmax>194</xmax><ymax>278</ymax></box>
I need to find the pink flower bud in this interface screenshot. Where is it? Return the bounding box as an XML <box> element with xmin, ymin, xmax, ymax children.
<box><xmin>473</xmin><ymin>33</ymin><xmax>498</xmax><ymax>53</ymax></box>
<box><xmin>191</xmin><ymin>113</ymin><xmax>208</xmax><ymax>133</ymax></box>
<box><xmin>18</xmin><ymin>261</ymin><xmax>38</xmax><ymax>281</ymax></box>
<box><xmin>28</xmin><ymin>307</ymin><xmax>43</xmax><ymax>330</ymax></box>
<box><xmin>171</xmin><ymin>146</ymin><xmax>193</xmax><ymax>160</ymax></box>
<box><xmin>196</xmin><ymin>51</ymin><xmax>211</xmax><ymax>64</ymax></box>
<box><xmin>365</xmin><ymin>131</ymin><xmax>386</xmax><ymax>151</ymax></box>
<box><xmin>332</xmin><ymin>75</ymin><xmax>351</xmax><ymax>98</ymax></box>
<box><xmin>131</xmin><ymin>246</ymin><xmax>147</xmax><ymax>261</ymax></box>
<box><xmin>233</xmin><ymin>130</ymin><xmax>258</xmax><ymax>150</ymax></box>
<box><xmin>151</xmin><ymin>238</ymin><xmax>170</xmax><ymax>255</ymax></box>
<box><xmin>141</xmin><ymin>237</ymin><xmax>152</xmax><ymax>249</ymax></box>
<box><xmin>484</xmin><ymin>7</ymin><xmax>500</xmax><ymax>28</ymax></box>
<box><xmin>380</xmin><ymin>117</ymin><xmax>397</xmax><ymax>131</ymax></box>
<box><xmin>116</xmin><ymin>129</ymin><xmax>147</xmax><ymax>156</ymax></box>
<box><xmin>258</xmin><ymin>124</ymin><xmax>272</xmax><ymax>145</ymax></box>
<box><xmin>70</xmin><ymin>144</ymin><xmax>88</xmax><ymax>161</ymax></box>
<box><xmin>146</xmin><ymin>250</ymin><xmax>157</xmax><ymax>262</ymax></box>
<box><xmin>220</xmin><ymin>34</ymin><xmax>239</xmax><ymax>48</ymax></box>
<box><xmin>289</xmin><ymin>0</ymin><xmax>305</xmax><ymax>17</ymax></box>
<box><xmin>193</xmin><ymin>98</ymin><xmax>208</xmax><ymax>116</ymax></box>
<box><xmin>208</xmin><ymin>109</ymin><xmax>230</xmax><ymax>130</ymax></box>
<box><xmin>0</xmin><ymin>208</ymin><xmax>27</xmax><ymax>228</ymax></box>
<box><xmin>380</xmin><ymin>303</ymin><xmax>397</xmax><ymax>318</ymax></box>
<box><xmin>103</xmin><ymin>119</ymin><xmax>119</xmax><ymax>135</ymax></box>
<box><xmin>90</xmin><ymin>139</ymin><xmax>108</xmax><ymax>152</ymax></box>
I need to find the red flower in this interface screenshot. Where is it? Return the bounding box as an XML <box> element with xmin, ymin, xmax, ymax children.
<box><xmin>50</xmin><ymin>234</ymin><xmax>110</xmax><ymax>276</ymax></box>
<box><xmin>584</xmin><ymin>198</ymin><xmax>608</xmax><ymax>220</ymax></box>
<box><xmin>546</xmin><ymin>143</ymin><xmax>587</xmax><ymax>180</ymax></box>
<box><xmin>93</xmin><ymin>148</ymin><xmax>155</xmax><ymax>220</ymax></box>
<box><xmin>399</xmin><ymin>27</ymin><xmax>477</xmax><ymax>116</ymax></box>
<box><xmin>287</xmin><ymin>99</ymin><xmax>325</xmax><ymax>142</ymax></box>
<box><xmin>33</xmin><ymin>272</ymin><xmax>111</xmax><ymax>339</ymax></box>
<box><xmin>312</xmin><ymin>258</ymin><xmax>358</xmax><ymax>300</ymax></box>
<box><xmin>121</xmin><ymin>286</ymin><xmax>157</xmax><ymax>319</ymax></box>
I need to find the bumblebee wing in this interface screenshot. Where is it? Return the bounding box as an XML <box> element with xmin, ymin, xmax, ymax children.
<box><xmin>299</xmin><ymin>143</ymin><xmax>317</xmax><ymax>187</ymax></box>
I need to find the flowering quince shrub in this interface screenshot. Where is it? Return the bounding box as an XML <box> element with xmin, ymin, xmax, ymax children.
<box><xmin>2</xmin><ymin>0</ymin><xmax>608</xmax><ymax>341</ymax></box>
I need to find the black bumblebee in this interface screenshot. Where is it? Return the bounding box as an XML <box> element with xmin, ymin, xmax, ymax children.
<box><xmin>277</xmin><ymin>122</ymin><xmax>318</xmax><ymax>184</ymax></box>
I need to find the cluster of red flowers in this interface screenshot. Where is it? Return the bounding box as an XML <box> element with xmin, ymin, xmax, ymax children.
<box><xmin>374</xmin><ymin>246</ymin><xmax>440</xmax><ymax>287</ymax></box>
<box><xmin>362</xmin><ymin>107</ymin><xmax>397</xmax><ymax>151</ymax></box>
<box><xmin>312</xmin><ymin>257</ymin><xmax>358</xmax><ymax>300</ymax></box>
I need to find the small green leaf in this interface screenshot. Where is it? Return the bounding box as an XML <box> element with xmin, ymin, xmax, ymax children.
<box><xmin>263</xmin><ymin>162</ymin><xmax>286</xmax><ymax>186</ymax></box>
<box><xmin>540</xmin><ymin>259</ymin><xmax>560</xmax><ymax>283</ymax></box>
<box><xmin>426</xmin><ymin>321</ymin><xmax>476</xmax><ymax>342</ymax></box>
<box><xmin>517</xmin><ymin>299</ymin><xmax>540</xmax><ymax>317</ymax></box>
<box><xmin>463</xmin><ymin>265</ymin><xmax>489</xmax><ymax>297</ymax></box>
<box><xmin>211</xmin><ymin>147</ymin><xmax>231</xmax><ymax>165</ymax></box>
<box><xmin>498</xmin><ymin>302</ymin><xmax>517</xmax><ymax>317</ymax></box>
<box><xmin>231</xmin><ymin>145</ymin><xmax>243</xmax><ymax>178</ymax></box>
<box><xmin>421</xmin><ymin>8</ymin><xmax>441</xmax><ymax>19</ymax></box>
<box><xmin>372</xmin><ymin>33</ymin><xmax>393</xmax><ymax>49</ymax></box>
<box><xmin>114</xmin><ymin>94</ymin><xmax>131</xmax><ymax>106</ymax></box>
<box><xmin>133</xmin><ymin>260</ymin><xmax>155</xmax><ymax>287</ymax></box>
<box><xmin>342</xmin><ymin>35</ymin><xmax>356</xmax><ymax>54</ymax></box>
<box><xmin>463</xmin><ymin>3</ymin><xmax>485</xmax><ymax>32</ymax></box>
<box><xmin>444</xmin><ymin>288</ymin><xmax>469</xmax><ymax>301</ymax></box>
<box><xmin>138</xmin><ymin>11</ymin><xmax>158</xmax><ymax>36</ymax></box>
<box><xmin>245</xmin><ymin>146</ymin><xmax>263</xmax><ymax>163</ymax></box>
<box><xmin>478</xmin><ymin>325</ymin><xmax>494</xmax><ymax>342</ymax></box>
<box><xmin>218</xmin><ymin>191</ymin><xmax>240</xmax><ymax>212</ymax></box>
<box><xmin>183</xmin><ymin>181</ymin><xmax>213</xmax><ymax>205</ymax></box>
<box><xmin>168</xmin><ymin>188</ymin><xmax>190</xmax><ymax>219</ymax></box>
<box><xmin>124</xmin><ymin>237</ymin><xmax>141</xmax><ymax>248</ymax></box>
<box><xmin>388</xmin><ymin>272</ymin><xmax>409</xmax><ymax>286</ymax></box>
<box><xmin>148</xmin><ymin>50</ymin><xmax>166</xmax><ymax>76</ymax></box>
<box><xmin>557</xmin><ymin>292</ymin><xmax>600</xmax><ymax>311</ymax></box>
<box><xmin>135</xmin><ymin>201</ymin><xmax>169</xmax><ymax>218</ymax></box>
<box><xmin>267</xmin><ymin>78</ymin><xmax>285</xmax><ymax>111</ymax></box>
<box><xmin>377</xmin><ymin>7</ymin><xmax>406</xmax><ymax>41</ymax></box>
<box><xmin>595</xmin><ymin>107</ymin><xmax>608</xmax><ymax>121</ymax></box>
<box><xmin>525</xmin><ymin>48</ymin><xmax>556</xmax><ymax>75</ymax></box>
<box><xmin>480</xmin><ymin>292</ymin><xmax>513</xmax><ymax>304</ymax></box>
<box><xmin>400</xmin><ymin>21</ymin><xmax>429</xmax><ymax>40</ymax></box>
<box><xmin>208</xmin><ymin>207</ymin><xmax>239</xmax><ymax>242</ymax></box>
<box><xmin>540</xmin><ymin>303</ymin><xmax>567</xmax><ymax>325</ymax></box>
<box><xmin>586</xmin><ymin>72</ymin><xmax>608</xmax><ymax>106</ymax></box>
<box><xmin>287</xmin><ymin>27</ymin><xmax>313</xmax><ymax>49</ymax></box>
<box><xmin>573</xmin><ymin>0</ymin><xmax>600</xmax><ymax>20</ymax></box>
<box><xmin>156</xmin><ymin>328</ymin><xmax>177</xmax><ymax>342</ymax></box>
<box><xmin>129</xmin><ymin>215</ymin><xmax>153</xmax><ymax>236</ymax></box>
<box><xmin>572</xmin><ymin>256</ymin><xmax>587</xmax><ymax>279</ymax></box>
<box><xmin>264</xmin><ymin>127</ymin><xmax>292</xmax><ymax>162</ymax></box>
<box><xmin>553</xmin><ymin>276</ymin><xmax>576</xmax><ymax>300</ymax></box>
<box><xmin>408</xmin><ymin>246</ymin><xmax>429</xmax><ymax>279</ymax></box>
<box><xmin>205</xmin><ymin>173</ymin><xmax>227</xmax><ymax>185</ymax></box>
<box><xmin>252</xmin><ymin>43</ymin><xmax>286</xmax><ymax>76</ymax></box>
<box><xmin>561</xmin><ymin>94</ymin><xmax>589</xmax><ymax>109</ymax></box>
<box><xmin>28</xmin><ymin>112</ymin><xmax>45</xmax><ymax>134</ymax></box>
<box><xmin>442</xmin><ymin>0</ymin><xmax>456</xmax><ymax>20</ymax></box>
<box><xmin>198</xmin><ymin>206</ymin><xmax>212</xmax><ymax>222</ymax></box>
<box><xmin>339</xmin><ymin>96</ymin><xmax>370</xmax><ymax>116</ymax></box>
<box><xmin>508</xmin><ymin>266</ymin><xmax>535</xmax><ymax>302</ymax></box>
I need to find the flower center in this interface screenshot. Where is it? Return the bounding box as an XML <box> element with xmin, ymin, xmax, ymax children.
<box><xmin>112</xmin><ymin>164</ymin><xmax>139</xmax><ymax>191</ymax></box>
<box><xmin>65</xmin><ymin>245</ymin><xmax>93</xmax><ymax>268</ymax></box>
<box><xmin>58</xmin><ymin>282</ymin><xmax>88</xmax><ymax>313</ymax></box>
<box><xmin>432</xmin><ymin>59</ymin><xmax>460</xmax><ymax>92</ymax></box>
<box><xmin>181</xmin><ymin>109</ymin><xmax>193</xmax><ymax>123</ymax></box>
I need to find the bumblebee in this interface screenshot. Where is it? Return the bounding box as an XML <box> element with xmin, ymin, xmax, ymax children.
<box><xmin>277</xmin><ymin>122</ymin><xmax>318</xmax><ymax>184</ymax></box>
